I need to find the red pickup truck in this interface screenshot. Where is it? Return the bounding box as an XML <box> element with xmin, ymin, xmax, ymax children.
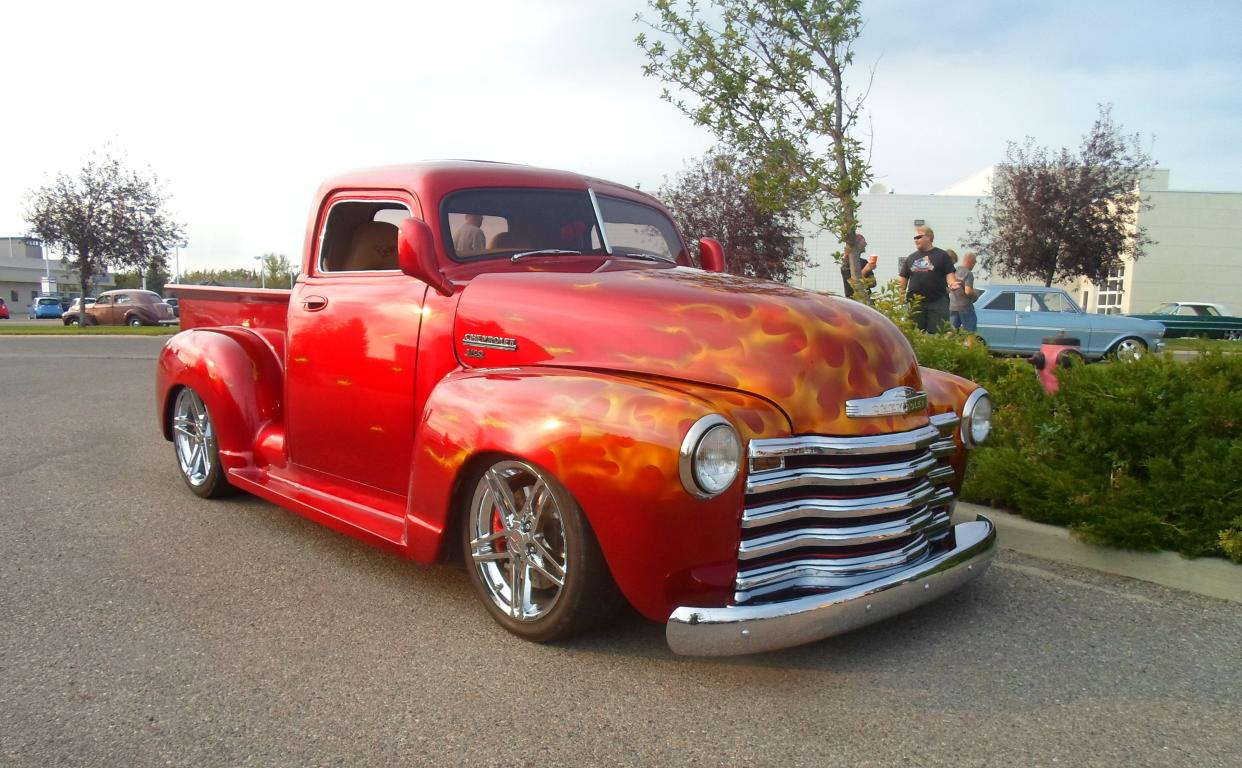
<box><xmin>157</xmin><ymin>161</ymin><xmax>996</xmax><ymax>655</ymax></box>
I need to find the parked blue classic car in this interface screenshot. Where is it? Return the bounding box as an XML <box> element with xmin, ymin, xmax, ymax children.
<box><xmin>973</xmin><ymin>285</ymin><xmax>1165</xmax><ymax>360</ymax></box>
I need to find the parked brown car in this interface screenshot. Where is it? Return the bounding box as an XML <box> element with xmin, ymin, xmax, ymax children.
<box><xmin>62</xmin><ymin>290</ymin><xmax>177</xmax><ymax>327</ymax></box>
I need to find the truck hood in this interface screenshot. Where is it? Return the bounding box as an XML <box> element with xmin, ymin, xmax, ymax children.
<box><xmin>453</xmin><ymin>267</ymin><xmax>925</xmax><ymax>435</ymax></box>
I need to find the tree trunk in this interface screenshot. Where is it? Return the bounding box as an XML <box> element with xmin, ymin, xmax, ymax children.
<box><xmin>829</xmin><ymin>41</ymin><xmax>865</xmax><ymax>303</ymax></box>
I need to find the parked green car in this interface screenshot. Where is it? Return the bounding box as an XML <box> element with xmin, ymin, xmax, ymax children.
<box><xmin>1127</xmin><ymin>302</ymin><xmax>1242</xmax><ymax>341</ymax></box>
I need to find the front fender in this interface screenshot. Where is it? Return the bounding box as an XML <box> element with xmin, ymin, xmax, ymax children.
<box><xmin>156</xmin><ymin>328</ymin><xmax>285</xmax><ymax>473</ymax></box>
<box><xmin>407</xmin><ymin>367</ymin><xmax>790</xmax><ymax>621</ymax></box>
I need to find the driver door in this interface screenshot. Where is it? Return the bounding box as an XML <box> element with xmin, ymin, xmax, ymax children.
<box><xmin>284</xmin><ymin>193</ymin><xmax>428</xmax><ymax>497</ymax></box>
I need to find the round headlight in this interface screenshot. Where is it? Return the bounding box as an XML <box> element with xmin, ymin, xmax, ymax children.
<box><xmin>679</xmin><ymin>415</ymin><xmax>741</xmax><ymax>498</ymax></box>
<box><xmin>962</xmin><ymin>389</ymin><xmax>992</xmax><ymax>448</ymax></box>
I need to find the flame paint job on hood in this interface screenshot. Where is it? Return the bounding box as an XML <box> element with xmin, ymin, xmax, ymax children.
<box><xmin>454</xmin><ymin>267</ymin><xmax>926</xmax><ymax>435</ymax></box>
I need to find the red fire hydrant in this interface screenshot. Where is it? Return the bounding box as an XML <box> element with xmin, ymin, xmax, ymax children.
<box><xmin>1029</xmin><ymin>335</ymin><xmax>1083</xmax><ymax>394</ymax></box>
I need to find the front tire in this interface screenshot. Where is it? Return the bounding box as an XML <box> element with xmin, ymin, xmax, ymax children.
<box><xmin>171</xmin><ymin>387</ymin><xmax>233</xmax><ymax>498</ymax></box>
<box><xmin>128</xmin><ymin>316</ymin><xmax>144</xmax><ymax>327</ymax></box>
<box><xmin>461</xmin><ymin>458</ymin><xmax>621</xmax><ymax>642</ymax></box>
<box><xmin>1110</xmin><ymin>337</ymin><xmax>1147</xmax><ymax>361</ymax></box>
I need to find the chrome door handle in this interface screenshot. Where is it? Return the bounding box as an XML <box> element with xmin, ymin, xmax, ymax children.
<box><xmin>301</xmin><ymin>295</ymin><xmax>328</xmax><ymax>311</ymax></box>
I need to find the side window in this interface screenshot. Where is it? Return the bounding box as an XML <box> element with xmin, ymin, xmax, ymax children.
<box><xmin>115</xmin><ymin>294</ymin><xmax>132</xmax><ymax>305</ymax></box>
<box><xmin>985</xmin><ymin>292</ymin><xmax>1015</xmax><ymax>311</ymax></box>
<box><xmin>1036</xmin><ymin>292</ymin><xmax>1068</xmax><ymax>312</ymax></box>
<box><xmin>319</xmin><ymin>200</ymin><xmax>411</xmax><ymax>273</ymax></box>
<box><xmin>1176</xmin><ymin>306</ymin><xmax>1197</xmax><ymax>316</ymax></box>
<box><xmin>96</xmin><ymin>295</ymin><xmax>112</xmax><ymax>307</ymax></box>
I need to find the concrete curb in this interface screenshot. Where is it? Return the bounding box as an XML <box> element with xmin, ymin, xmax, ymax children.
<box><xmin>954</xmin><ymin>502</ymin><xmax>1241</xmax><ymax>603</ymax></box>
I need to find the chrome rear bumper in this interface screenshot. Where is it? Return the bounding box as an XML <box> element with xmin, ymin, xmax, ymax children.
<box><xmin>666</xmin><ymin>516</ymin><xmax>996</xmax><ymax>656</ymax></box>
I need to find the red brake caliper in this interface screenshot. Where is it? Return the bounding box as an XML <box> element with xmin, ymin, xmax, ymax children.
<box><xmin>492</xmin><ymin>505</ymin><xmax>506</xmax><ymax>552</ymax></box>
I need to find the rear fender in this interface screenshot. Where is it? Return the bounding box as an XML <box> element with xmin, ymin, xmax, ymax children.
<box><xmin>156</xmin><ymin>328</ymin><xmax>285</xmax><ymax>472</ymax></box>
<box><xmin>407</xmin><ymin>367</ymin><xmax>789</xmax><ymax>621</ymax></box>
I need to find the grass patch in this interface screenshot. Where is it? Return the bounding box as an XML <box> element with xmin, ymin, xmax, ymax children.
<box><xmin>1164</xmin><ymin>337</ymin><xmax>1240</xmax><ymax>353</ymax></box>
<box><xmin>0</xmin><ymin>324</ymin><xmax>179</xmax><ymax>336</ymax></box>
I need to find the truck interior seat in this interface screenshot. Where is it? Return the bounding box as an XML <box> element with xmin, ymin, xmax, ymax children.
<box><xmin>339</xmin><ymin>221</ymin><xmax>399</xmax><ymax>271</ymax></box>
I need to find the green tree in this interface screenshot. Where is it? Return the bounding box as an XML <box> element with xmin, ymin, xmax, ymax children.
<box><xmin>969</xmin><ymin>105</ymin><xmax>1156</xmax><ymax>287</ymax></box>
<box><xmin>113</xmin><ymin>260</ymin><xmax>172</xmax><ymax>293</ymax></box>
<box><xmin>659</xmin><ymin>148</ymin><xmax>808</xmax><ymax>281</ymax></box>
<box><xmin>637</xmin><ymin>0</ymin><xmax>871</xmax><ymax>289</ymax></box>
<box><xmin>260</xmin><ymin>253</ymin><xmax>294</xmax><ymax>289</ymax></box>
<box><xmin>25</xmin><ymin>152</ymin><xmax>183</xmax><ymax>310</ymax></box>
<box><xmin>178</xmin><ymin>268</ymin><xmax>260</xmax><ymax>287</ymax></box>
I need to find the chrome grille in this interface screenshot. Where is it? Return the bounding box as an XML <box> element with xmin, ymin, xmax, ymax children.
<box><xmin>737</xmin><ymin>415</ymin><xmax>960</xmax><ymax>604</ymax></box>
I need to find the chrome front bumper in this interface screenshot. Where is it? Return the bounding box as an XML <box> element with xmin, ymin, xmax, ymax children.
<box><xmin>666</xmin><ymin>516</ymin><xmax>997</xmax><ymax>656</ymax></box>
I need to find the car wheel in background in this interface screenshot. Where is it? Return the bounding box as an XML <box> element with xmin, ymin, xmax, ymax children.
<box><xmin>128</xmin><ymin>316</ymin><xmax>144</xmax><ymax>327</ymax></box>
<box><xmin>65</xmin><ymin>316</ymin><xmax>78</xmax><ymax>326</ymax></box>
<box><xmin>461</xmin><ymin>458</ymin><xmax>622</xmax><ymax>642</ymax></box>
<box><xmin>171</xmin><ymin>387</ymin><xmax>233</xmax><ymax>499</ymax></box>
<box><xmin>1110</xmin><ymin>337</ymin><xmax>1147</xmax><ymax>361</ymax></box>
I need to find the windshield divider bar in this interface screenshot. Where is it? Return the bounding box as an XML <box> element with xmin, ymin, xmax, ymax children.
<box><xmin>588</xmin><ymin>188</ymin><xmax>612</xmax><ymax>255</ymax></box>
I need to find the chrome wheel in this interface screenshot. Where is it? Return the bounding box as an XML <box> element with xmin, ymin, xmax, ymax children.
<box><xmin>468</xmin><ymin>461</ymin><xmax>569</xmax><ymax>623</ymax></box>
<box><xmin>172</xmin><ymin>388</ymin><xmax>217</xmax><ymax>488</ymax></box>
<box><xmin>1112</xmin><ymin>337</ymin><xmax>1146</xmax><ymax>361</ymax></box>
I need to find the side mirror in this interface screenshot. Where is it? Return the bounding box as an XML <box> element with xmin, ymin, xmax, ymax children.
<box><xmin>398</xmin><ymin>217</ymin><xmax>453</xmax><ymax>296</ymax></box>
<box><xmin>698</xmin><ymin>237</ymin><xmax>726</xmax><ymax>273</ymax></box>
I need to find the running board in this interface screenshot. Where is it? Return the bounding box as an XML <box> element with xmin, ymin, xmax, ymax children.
<box><xmin>227</xmin><ymin>467</ymin><xmax>408</xmax><ymax>548</ymax></box>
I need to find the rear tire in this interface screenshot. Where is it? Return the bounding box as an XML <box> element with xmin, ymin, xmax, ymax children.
<box><xmin>461</xmin><ymin>458</ymin><xmax>622</xmax><ymax>642</ymax></box>
<box><xmin>171</xmin><ymin>387</ymin><xmax>234</xmax><ymax>498</ymax></box>
<box><xmin>128</xmin><ymin>316</ymin><xmax>143</xmax><ymax>327</ymax></box>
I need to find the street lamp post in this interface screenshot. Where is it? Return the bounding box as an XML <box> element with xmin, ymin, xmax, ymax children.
<box><xmin>254</xmin><ymin>255</ymin><xmax>265</xmax><ymax>289</ymax></box>
<box><xmin>175</xmin><ymin>240</ymin><xmax>187</xmax><ymax>283</ymax></box>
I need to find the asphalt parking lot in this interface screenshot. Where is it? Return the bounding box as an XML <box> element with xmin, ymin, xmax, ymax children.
<box><xmin>1</xmin><ymin>336</ymin><xmax>1239</xmax><ymax>767</ymax></box>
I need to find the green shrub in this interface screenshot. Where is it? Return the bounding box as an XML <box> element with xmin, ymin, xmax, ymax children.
<box><xmin>1220</xmin><ymin>517</ymin><xmax>1242</xmax><ymax>564</ymax></box>
<box><xmin>961</xmin><ymin>352</ymin><xmax>1242</xmax><ymax>558</ymax></box>
<box><xmin>858</xmin><ymin>283</ymin><xmax>1242</xmax><ymax>560</ymax></box>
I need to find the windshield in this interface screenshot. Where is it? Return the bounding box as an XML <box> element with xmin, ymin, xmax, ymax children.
<box><xmin>442</xmin><ymin>188</ymin><xmax>684</xmax><ymax>262</ymax></box>
<box><xmin>1151</xmin><ymin>303</ymin><xmax>1178</xmax><ymax>315</ymax></box>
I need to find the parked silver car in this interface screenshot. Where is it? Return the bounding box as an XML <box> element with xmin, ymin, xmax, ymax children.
<box><xmin>974</xmin><ymin>285</ymin><xmax>1165</xmax><ymax>360</ymax></box>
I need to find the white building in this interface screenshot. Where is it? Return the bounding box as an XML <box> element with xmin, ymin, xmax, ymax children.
<box><xmin>0</xmin><ymin>237</ymin><xmax>115</xmax><ymax>305</ymax></box>
<box><xmin>797</xmin><ymin>169</ymin><xmax>1242</xmax><ymax>315</ymax></box>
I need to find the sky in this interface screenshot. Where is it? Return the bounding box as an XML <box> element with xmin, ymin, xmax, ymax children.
<box><xmin>2</xmin><ymin>0</ymin><xmax>1239</xmax><ymax>273</ymax></box>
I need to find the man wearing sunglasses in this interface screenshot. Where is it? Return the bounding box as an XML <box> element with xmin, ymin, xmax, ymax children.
<box><xmin>899</xmin><ymin>225</ymin><xmax>960</xmax><ymax>332</ymax></box>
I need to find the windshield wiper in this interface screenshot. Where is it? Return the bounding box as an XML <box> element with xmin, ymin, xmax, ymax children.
<box><xmin>510</xmin><ymin>249</ymin><xmax>583</xmax><ymax>263</ymax></box>
<box><xmin>613</xmin><ymin>251</ymin><xmax>674</xmax><ymax>264</ymax></box>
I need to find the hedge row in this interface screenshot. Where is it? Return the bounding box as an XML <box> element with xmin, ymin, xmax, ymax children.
<box><xmin>866</xmin><ymin>283</ymin><xmax>1242</xmax><ymax>561</ymax></box>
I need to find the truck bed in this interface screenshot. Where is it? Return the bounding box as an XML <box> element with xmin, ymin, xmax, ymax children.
<box><xmin>165</xmin><ymin>285</ymin><xmax>292</xmax><ymax>332</ymax></box>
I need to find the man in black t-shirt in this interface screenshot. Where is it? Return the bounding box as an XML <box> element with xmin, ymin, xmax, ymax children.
<box><xmin>899</xmin><ymin>225</ymin><xmax>959</xmax><ymax>332</ymax></box>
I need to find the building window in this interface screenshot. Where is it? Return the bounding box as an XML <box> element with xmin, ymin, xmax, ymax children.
<box><xmin>9</xmin><ymin>290</ymin><xmax>16</xmax><ymax>302</ymax></box>
<box><xmin>1095</xmin><ymin>262</ymin><xmax>1124</xmax><ymax>315</ymax></box>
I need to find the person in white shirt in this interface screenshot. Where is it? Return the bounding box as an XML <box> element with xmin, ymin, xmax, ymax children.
<box><xmin>453</xmin><ymin>214</ymin><xmax>486</xmax><ymax>254</ymax></box>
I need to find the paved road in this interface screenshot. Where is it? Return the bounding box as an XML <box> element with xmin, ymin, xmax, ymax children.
<box><xmin>1</xmin><ymin>336</ymin><xmax>1239</xmax><ymax>767</ymax></box>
